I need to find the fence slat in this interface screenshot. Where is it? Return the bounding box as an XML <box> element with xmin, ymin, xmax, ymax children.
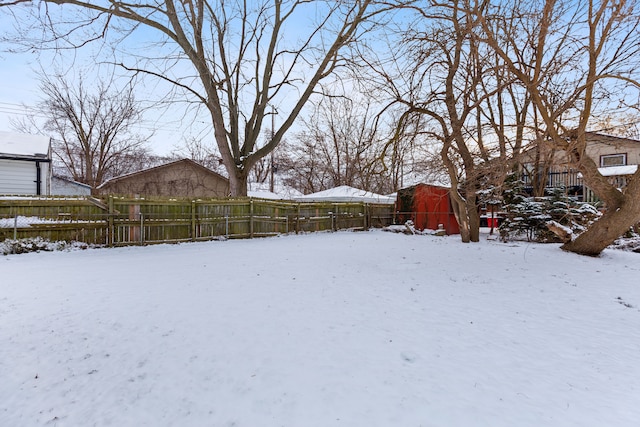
<box><xmin>1</xmin><ymin>196</ymin><xmax>394</xmax><ymax>245</ymax></box>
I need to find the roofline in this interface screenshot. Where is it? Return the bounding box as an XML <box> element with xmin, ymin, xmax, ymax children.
<box><xmin>52</xmin><ymin>175</ymin><xmax>92</xmax><ymax>189</ymax></box>
<box><xmin>0</xmin><ymin>154</ymin><xmax>52</xmax><ymax>162</ymax></box>
<box><xmin>399</xmin><ymin>183</ymin><xmax>452</xmax><ymax>191</ymax></box>
<box><xmin>520</xmin><ymin>130</ymin><xmax>640</xmax><ymax>155</ymax></box>
<box><xmin>98</xmin><ymin>158</ymin><xmax>229</xmax><ymax>188</ymax></box>
<box><xmin>583</xmin><ymin>131</ymin><xmax>640</xmax><ymax>145</ymax></box>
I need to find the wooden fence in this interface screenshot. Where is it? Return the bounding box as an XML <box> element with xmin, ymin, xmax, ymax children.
<box><xmin>0</xmin><ymin>196</ymin><xmax>394</xmax><ymax>246</ymax></box>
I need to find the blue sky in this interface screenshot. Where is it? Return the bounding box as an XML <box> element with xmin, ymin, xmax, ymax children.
<box><xmin>0</xmin><ymin>37</ymin><xmax>42</xmax><ymax>134</ymax></box>
<box><xmin>0</xmin><ymin>1</ymin><xmax>372</xmax><ymax>157</ymax></box>
<box><xmin>0</xmin><ymin>34</ymin><xmax>196</xmax><ymax>156</ymax></box>
<box><xmin>0</xmin><ymin>4</ymin><xmax>225</xmax><ymax>156</ymax></box>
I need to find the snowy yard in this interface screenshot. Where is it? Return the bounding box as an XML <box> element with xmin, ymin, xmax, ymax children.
<box><xmin>1</xmin><ymin>230</ymin><xmax>639</xmax><ymax>426</ymax></box>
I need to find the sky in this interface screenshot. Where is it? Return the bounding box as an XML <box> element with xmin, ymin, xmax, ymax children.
<box><xmin>1</xmin><ymin>229</ymin><xmax>639</xmax><ymax>426</ymax></box>
<box><xmin>0</xmin><ymin>1</ymin><xmax>376</xmax><ymax>157</ymax></box>
<box><xmin>3</xmin><ymin>0</ymin><xmax>638</xmax><ymax>165</ymax></box>
<box><xmin>0</xmin><ymin>42</ymin><xmax>41</xmax><ymax>136</ymax></box>
<box><xmin>0</xmin><ymin>40</ymin><xmax>200</xmax><ymax>156</ymax></box>
<box><xmin>0</xmin><ymin>50</ymin><xmax>193</xmax><ymax>156</ymax></box>
<box><xmin>0</xmin><ymin>3</ymin><xmax>245</xmax><ymax>156</ymax></box>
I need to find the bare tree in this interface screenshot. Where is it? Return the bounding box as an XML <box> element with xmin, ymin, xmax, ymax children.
<box><xmin>280</xmin><ymin>96</ymin><xmax>400</xmax><ymax>195</ymax></box>
<box><xmin>278</xmin><ymin>137</ymin><xmax>333</xmax><ymax>194</ymax></box>
<box><xmin>589</xmin><ymin>113</ymin><xmax>640</xmax><ymax>140</ymax></box>
<box><xmin>248</xmin><ymin>128</ymin><xmax>279</xmax><ymax>187</ymax></box>
<box><xmin>359</xmin><ymin>0</ymin><xmax>540</xmax><ymax>242</ymax></box>
<box><xmin>171</xmin><ymin>136</ymin><xmax>225</xmax><ymax>174</ymax></box>
<box><xmin>476</xmin><ymin>0</ymin><xmax>640</xmax><ymax>255</ymax></box>
<box><xmin>376</xmin><ymin>1</ymin><xmax>498</xmax><ymax>242</ymax></box>
<box><xmin>3</xmin><ymin>0</ymin><xmax>406</xmax><ymax>196</ymax></box>
<box><xmin>12</xmin><ymin>72</ymin><xmax>151</xmax><ymax>192</ymax></box>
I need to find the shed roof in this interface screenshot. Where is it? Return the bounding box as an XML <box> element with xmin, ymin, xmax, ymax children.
<box><xmin>98</xmin><ymin>158</ymin><xmax>229</xmax><ymax>188</ymax></box>
<box><xmin>295</xmin><ymin>185</ymin><xmax>395</xmax><ymax>204</ymax></box>
<box><xmin>0</xmin><ymin>131</ymin><xmax>51</xmax><ymax>159</ymax></box>
<box><xmin>584</xmin><ymin>131</ymin><xmax>640</xmax><ymax>146</ymax></box>
<box><xmin>52</xmin><ymin>175</ymin><xmax>92</xmax><ymax>189</ymax></box>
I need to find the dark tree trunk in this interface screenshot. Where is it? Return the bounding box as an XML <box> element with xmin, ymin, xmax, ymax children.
<box><xmin>467</xmin><ymin>194</ymin><xmax>481</xmax><ymax>242</ymax></box>
<box><xmin>562</xmin><ymin>174</ymin><xmax>640</xmax><ymax>256</ymax></box>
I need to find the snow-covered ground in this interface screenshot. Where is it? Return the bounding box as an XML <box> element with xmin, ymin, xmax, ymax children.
<box><xmin>1</xmin><ymin>230</ymin><xmax>639</xmax><ymax>426</ymax></box>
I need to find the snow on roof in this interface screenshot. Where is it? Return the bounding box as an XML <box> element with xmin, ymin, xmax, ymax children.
<box><xmin>247</xmin><ymin>182</ymin><xmax>302</xmax><ymax>200</ymax></box>
<box><xmin>295</xmin><ymin>185</ymin><xmax>396</xmax><ymax>204</ymax></box>
<box><xmin>248</xmin><ymin>190</ymin><xmax>285</xmax><ymax>200</ymax></box>
<box><xmin>598</xmin><ymin>165</ymin><xmax>638</xmax><ymax>176</ymax></box>
<box><xmin>0</xmin><ymin>131</ymin><xmax>51</xmax><ymax>158</ymax></box>
<box><xmin>52</xmin><ymin>176</ymin><xmax>92</xmax><ymax>189</ymax></box>
<box><xmin>576</xmin><ymin>165</ymin><xmax>639</xmax><ymax>179</ymax></box>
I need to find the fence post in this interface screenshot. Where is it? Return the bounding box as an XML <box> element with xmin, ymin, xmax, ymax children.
<box><xmin>296</xmin><ymin>203</ymin><xmax>300</xmax><ymax>234</ymax></box>
<box><xmin>364</xmin><ymin>203</ymin><xmax>369</xmax><ymax>230</ymax></box>
<box><xmin>331</xmin><ymin>205</ymin><xmax>336</xmax><ymax>231</ymax></box>
<box><xmin>140</xmin><ymin>212</ymin><xmax>145</xmax><ymax>245</ymax></box>
<box><xmin>107</xmin><ymin>196</ymin><xmax>114</xmax><ymax>247</ymax></box>
<box><xmin>191</xmin><ymin>200</ymin><xmax>197</xmax><ymax>241</ymax></box>
<box><xmin>249</xmin><ymin>198</ymin><xmax>254</xmax><ymax>238</ymax></box>
<box><xmin>13</xmin><ymin>214</ymin><xmax>17</xmax><ymax>240</ymax></box>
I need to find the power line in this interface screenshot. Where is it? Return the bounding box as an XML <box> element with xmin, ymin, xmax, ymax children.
<box><xmin>0</xmin><ymin>100</ymin><xmax>191</xmax><ymax>133</ymax></box>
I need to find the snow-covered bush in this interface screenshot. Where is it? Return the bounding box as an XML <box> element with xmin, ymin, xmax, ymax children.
<box><xmin>610</xmin><ymin>228</ymin><xmax>640</xmax><ymax>252</ymax></box>
<box><xmin>0</xmin><ymin>237</ymin><xmax>91</xmax><ymax>255</ymax></box>
<box><xmin>499</xmin><ymin>180</ymin><xmax>601</xmax><ymax>243</ymax></box>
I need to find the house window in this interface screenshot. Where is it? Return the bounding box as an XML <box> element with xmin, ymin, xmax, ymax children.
<box><xmin>600</xmin><ymin>153</ymin><xmax>626</xmax><ymax>167</ymax></box>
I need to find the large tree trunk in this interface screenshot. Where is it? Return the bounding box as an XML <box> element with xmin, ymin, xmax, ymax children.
<box><xmin>450</xmin><ymin>191</ymin><xmax>471</xmax><ymax>242</ymax></box>
<box><xmin>451</xmin><ymin>194</ymin><xmax>481</xmax><ymax>243</ymax></box>
<box><xmin>228</xmin><ymin>170</ymin><xmax>249</xmax><ymax>197</ymax></box>
<box><xmin>561</xmin><ymin>171</ymin><xmax>640</xmax><ymax>256</ymax></box>
<box><xmin>441</xmin><ymin>141</ymin><xmax>473</xmax><ymax>243</ymax></box>
<box><xmin>466</xmin><ymin>193</ymin><xmax>480</xmax><ymax>242</ymax></box>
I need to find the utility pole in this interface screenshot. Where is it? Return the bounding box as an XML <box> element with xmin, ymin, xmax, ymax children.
<box><xmin>270</xmin><ymin>105</ymin><xmax>276</xmax><ymax>193</ymax></box>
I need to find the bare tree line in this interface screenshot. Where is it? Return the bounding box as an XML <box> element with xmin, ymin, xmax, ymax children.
<box><xmin>352</xmin><ymin>0</ymin><xmax>640</xmax><ymax>253</ymax></box>
<box><xmin>475</xmin><ymin>0</ymin><xmax>640</xmax><ymax>255</ymax></box>
<box><xmin>11</xmin><ymin>0</ymin><xmax>405</xmax><ymax>196</ymax></box>
<box><xmin>1</xmin><ymin>0</ymin><xmax>640</xmax><ymax>255</ymax></box>
<box><xmin>10</xmin><ymin>70</ymin><xmax>155</xmax><ymax>192</ymax></box>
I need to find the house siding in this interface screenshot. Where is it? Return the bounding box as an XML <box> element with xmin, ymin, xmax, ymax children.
<box><xmin>51</xmin><ymin>176</ymin><xmax>92</xmax><ymax>196</ymax></box>
<box><xmin>585</xmin><ymin>139</ymin><xmax>640</xmax><ymax>166</ymax></box>
<box><xmin>519</xmin><ymin>133</ymin><xmax>640</xmax><ymax>199</ymax></box>
<box><xmin>0</xmin><ymin>159</ymin><xmax>51</xmax><ymax>195</ymax></box>
<box><xmin>99</xmin><ymin>160</ymin><xmax>229</xmax><ymax>198</ymax></box>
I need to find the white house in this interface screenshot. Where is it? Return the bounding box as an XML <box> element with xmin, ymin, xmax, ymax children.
<box><xmin>0</xmin><ymin>131</ymin><xmax>52</xmax><ymax>195</ymax></box>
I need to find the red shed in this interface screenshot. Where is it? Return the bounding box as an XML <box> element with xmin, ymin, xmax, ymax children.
<box><xmin>395</xmin><ymin>184</ymin><xmax>460</xmax><ymax>235</ymax></box>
